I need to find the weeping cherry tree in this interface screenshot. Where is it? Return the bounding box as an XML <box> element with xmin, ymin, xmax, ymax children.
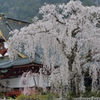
<box><xmin>8</xmin><ymin>0</ymin><xmax>100</xmax><ymax>95</ymax></box>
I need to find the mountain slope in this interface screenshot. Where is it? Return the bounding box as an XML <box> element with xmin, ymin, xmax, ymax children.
<box><xmin>0</xmin><ymin>0</ymin><xmax>99</xmax><ymax>22</ymax></box>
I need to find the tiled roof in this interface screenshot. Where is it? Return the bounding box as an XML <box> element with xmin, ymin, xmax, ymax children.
<box><xmin>0</xmin><ymin>14</ymin><xmax>30</xmax><ymax>40</ymax></box>
<box><xmin>0</xmin><ymin>14</ymin><xmax>41</xmax><ymax>69</ymax></box>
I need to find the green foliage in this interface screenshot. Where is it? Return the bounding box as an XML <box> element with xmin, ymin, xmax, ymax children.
<box><xmin>82</xmin><ymin>91</ymin><xmax>100</xmax><ymax>97</ymax></box>
<box><xmin>16</xmin><ymin>91</ymin><xmax>100</xmax><ymax>100</ymax></box>
<box><xmin>16</xmin><ymin>93</ymin><xmax>56</xmax><ymax>100</ymax></box>
<box><xmin>54</xmin><ymin>93</ymin><xmax>59</xmax><ymax>98</ymax></box>
<box><xmin>67</xmin><ymin>90</ymin><xmax>100</xmax><ymax>98</ymax></box>
<box><xmin>17</xmin><ymin>94</ymin><xmax>36</xmax><ymax>100</ymax></box>
<box><xmin>0</xmin><ymin>92</ymin><xmax>3</xmax><ymax>98</ymax></box>
<box><xmin>67</xmin><ymin>91</ymin><xmax>78</xmax><ymax>100</ymax></box>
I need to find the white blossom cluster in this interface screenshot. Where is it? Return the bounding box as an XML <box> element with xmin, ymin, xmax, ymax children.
<box><xmin>8</xmin><ymin>0</ymin><xmax>100</xmax><ymax>94</ymax></box>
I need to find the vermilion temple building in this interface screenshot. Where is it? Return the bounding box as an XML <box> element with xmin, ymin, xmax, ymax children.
<box><xmin>0</xmin><ymin>14</ymin><xmax>50</xmax><ymax>98</ymax></box>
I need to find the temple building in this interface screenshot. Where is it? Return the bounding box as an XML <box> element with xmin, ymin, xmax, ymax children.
<box><xmin>0</xmin><ymin>14</ymin><xmax>49</xmax><ymax>98</ymax></box>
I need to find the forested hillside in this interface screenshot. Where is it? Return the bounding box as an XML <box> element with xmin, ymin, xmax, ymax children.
<box><xmin>0</xmin><ymin>0</ymin><xmax>99</xmax><ymax>22</ymax></box>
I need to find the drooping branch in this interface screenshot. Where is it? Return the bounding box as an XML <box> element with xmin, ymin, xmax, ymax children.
<box><xmin>80</xmin><ymin>49</ymin><xmax>93</xmax><ymax>66</ymax></box>
<box><xmin>71</xmin><ymin>27</ymin><xmax>81</xmax><ymax>37</ymax></box>
<box><xmin>54</xmin><ymin>15</ymin><xmax>66</xmax><ymax>25</ymax></box>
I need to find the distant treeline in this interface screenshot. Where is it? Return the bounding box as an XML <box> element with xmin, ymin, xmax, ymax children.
<box><xmin>0</xmin><ymin>0</ymin><xmax>99</xmax><ymax>22</ymax></box>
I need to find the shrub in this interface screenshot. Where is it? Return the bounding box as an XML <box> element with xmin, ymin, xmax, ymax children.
<box><xmin>16</xmin><ymin>94</ymin><xmax>36</xmax><ymax>100</ymax></box>
<box><xmin>16</xmin><ymin>93</ymin><xmax>56</xmax><ymax>100</ymax></box>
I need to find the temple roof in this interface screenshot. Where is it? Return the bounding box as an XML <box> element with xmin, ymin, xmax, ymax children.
<box><xmin>0</xmin><ymin>56</ymin><xmax>32</xmax><ymax>69</ymax></box>
<box><xmin>0</xmin><ymin>14</ymin><xmax>41</xmax><ymax>69</ymax></box>
<box><xmin>0</xmin><ymin>14</ymin><xmax>30</xmax><ymax>40</ymax></box>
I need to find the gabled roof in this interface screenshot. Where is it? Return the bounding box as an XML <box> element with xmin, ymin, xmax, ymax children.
<box><xmin>0</xmin><ymin>14</ymin><xmax>41</xmax><ymax>69</ymax></box>
<box><xmin>0</xmin><ymin>14</ymin><xmax>30</xmax><ymax>40</ymax></box>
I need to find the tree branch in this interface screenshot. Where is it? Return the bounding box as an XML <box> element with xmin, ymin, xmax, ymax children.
<box><xmin>54</xmin><ymin>15</ymin><xmax>66</xmax><ymax>25</ymax></box>
<box><xmin>71</xmin><ymin>27</ymin><xmax>81</xmax><ymax>37</ymax></box>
